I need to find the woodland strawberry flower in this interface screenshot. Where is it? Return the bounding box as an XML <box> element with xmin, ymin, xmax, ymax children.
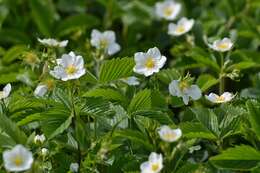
<box><xmin>205</xmin><ymin>92</ymin><xmax>234</xmax><ymax>103</ymax></box>
<box><xmin>134</xmin><ymin>47</ymin><xmax>166</xmax><ymax>77</ymax></box>
<box><xmin>34</xmin><ymin>134</ymin><xmax>46</xmax><ymax>144</ymax></box>
<box><xmin>34</xmin><ymin>84</ymin><xmax>48</xmax><ymax>97</ymax></box>
<box><xmin>50</xmin><ymin>51</ymin><xmax>86</xmax><ymax>81</ymax></box>
<box><xmin>40</xmin><ymin>148</ymin><xmax>48</xmax><ymax>156</ymax></box>
<box><xmin>168</xmin><ymin>17</ymin><xmax>194</xmax><ymax>36</ymax></box>
<box><xmin>121</xmin><ymin>76</ymin><xmax>140</xmax><ymax>86</ymax></box>
<box><xmin>0</xmin><ymin>83</ymin><xmax>11</xmax><ymax>99</ymax></box>
<box><xmin>140</xmin><ymin>152</ymin><xmax>163</xmax><ymax>173</ymax></box>
<box><xmin>209</xmin><ymin>37</ymin><xmax>233</xmax><ymax>52</ymax></box>
<box><xmin>169</xmin><ymin>79</ymin><xmax>202</xmax><ymax>105</ymax></box>
<box><xmin>70</xmin><ymin>163</ymin><xmax>79</xmax><ymax>172</ymax></box>
<box><xmin>90</xmin><ymin>29</ymin><xmax>121</xmax><ymax>55</ymax></box>
<box><xmin>3</xmin><ymin>145</ymin><xmax>33</xmax><ymax>172</ymax></box>
<box><xmin>155</xmin><ymin>0</ymin><xmax>181</xmax><ymax>20</ymax></box>
<box><xmin>158</xmin><ymin>125</ymin><xmax>182</xmax><ymax>142</ymax></box>
<box><xmin>37</xmin><ymin>38</ymin><xmax>68</xmax><ymax>47</ymax></box>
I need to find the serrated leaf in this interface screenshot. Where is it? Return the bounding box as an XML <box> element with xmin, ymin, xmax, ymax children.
<box><xmin>210</xmin><ymin>145</ymin><xmax>260</xmax><ymax>170</ymax></box>
<box><xmin>99</xmin><ymin>57</ymin><xmax>135</xmax><ymax>83</ymax></box>
<box><xmin>2</xmin><ymin>45</ymin><xmax>28</xmax><ymax>64</ymax></box>
<box><xmin>128</xmin><ymin>89</ymin><xmax>151</xmax><ymax>112</ymax></box>
<box><xmin>0</xmin><ymin>113</ymin><xmax>27</xmax><ymax>145</ymax></box>
<box><xmin>246</xmin><ymin>100</ymin><xmax>260</xmax><ymax>140</ymax></box>
<box><xmin>180</xmin><ymin>122</ymin><xmax>217</xmax><ymax>140</ymax></box>
<box><xmin>49</xmin><ymin>115</ymin><xmax>73</xmax><ymax>140</ymax></box>
<box><xmin>196</xmin><ymin>74</ymin><xmax>218</xmax><ymax>92</ymax></box>
<box><xmin>83</xmin><ymin>87</ymin><xmax>127</xmax><ymax>105</ymax></box>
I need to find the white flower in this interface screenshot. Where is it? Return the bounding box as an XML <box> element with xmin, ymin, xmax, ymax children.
<box><xmin>3</xmin><ymin>145</ymin><xmax>33</xmax><ymax>172</ymax></box>
<box><xmin>50</xmin><ymin>51</ymin><xmax>86</xmax><ymax>81</ymax></box>
<box><xmin>158</xmin><ymin>125</ymin><xmax>182</xmax><ymax>142</ymax></box>
<box><xmin>169</xmin><ymin>80</ymin><xmax>202</xmax><ymax>105</ymax></box>
<box><xmin>34</xmin><ymin>84</ymin><xmax>48</xmax><ymax>97</ymax></box>
<box><xmin>90</xmin><ymin>29</ymin><xmax>121</xmax><ymax>55</ymax></box>
<box><xmin>37</xmin><ymin>38</ymin><xmax>68</xmax><ymax>47</ymax></box>
<box><xmin>140</xmin><ymin>152</ymin><xmax>163</xmax><ymax>173</ymax></box>
<box><xmin>134</xmin><ymin>47</ymin><xmax>166</xmax><ymax>77</ymax></box>
<box><xmin>70</xmin><ymin>163</ymin><xmax>79</xmax><ymax>172</ymax></box>
<box><xmin>0</xmin><ymin>83</ymin><xmax>11</xmax><ymax>99</ymax></box>
<box><xmin>155</xmin><ymin>0</ymin><xmax>181</xmax><ymax>20</ymax></box>
<box><xmin>209</xmin><ymin>37</ymin><xmax>233</xmax><ymax>52</ymax></box>
<box><xmin>189</xmin><ymin>145</ymin><xmax>201</xmax><ymax>153</ymax></box>
<box><xmin>168</xmin><ymin>17</ymin><xmax>194</xmax><ymax>36</ymax></box>
<box><xmin>121</xmin><ymin>76</ymin><xmax>140</xmax><ymax>86</ymax></box>
<box><xmin>40</xmin><ymin>148</ymin><xmax>48</xmax><ymax>156</ymax></box>
<box><xmin>205</xmin><ymin>92</ymin><xmax>234</xmax><ymax>103</ymax></box>
<box><xmin>34</xmin><ymin>134</ymin><xmax>46</xmax><ymax>144</ymax></box>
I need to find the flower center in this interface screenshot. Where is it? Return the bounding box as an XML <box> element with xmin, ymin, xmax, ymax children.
<box><xmin>151</xmin><ymin>163</ymin><xmax>159</xmax><ymax>171</ymax></box>
<box><xmin>179</xmin><ymin>81</ymin><xmax>189</xmax><ymax>91</ymax></box>
<box><xmin>217</xmin><ymin>42</ymin><xmax>229</xmax><ymax>49</ymax></box>
<box><xmin>176</xmin><ymin>25</ymin><xmax>185</xmax><ymax>33</ymax></box>
<box><xmin>163</xmin><ymin>132</ymin><xmax>176</xmax><ymax>140</ymax></box>
<box><xmin>45</xmin><ymin>79</ymin><xmax>55</xmax><ymax>90</ymax></box>
<box><xmin>216</xmin><ymin>95</ymin><xmax>225</xmax><ymax>102</ymax></box>
<box><xmin>145</xmin><ymin>57</ymin><xmax>155</xmax><ymax>69</ymax></box>
<box><xmin>164</xmin><ymin>7</ymin><xmax>173</xmax><ymax>17</ymax></box>
<box><xmin>13</xmin><ymin>156</ymin><xmax>23</xmax><ymax>166</ymax></box>
<box><xmin>100</xmin><ymin>39</ymin><xmax>108</xmax><ymax>48</ymax></box>
<box><xmin>66</xmin><ymin>65</ymin><xmax>77</xmax><ymax>75</ymax></box>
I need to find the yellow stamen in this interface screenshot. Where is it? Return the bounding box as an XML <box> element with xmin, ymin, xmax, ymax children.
<box><xmin>176</xmin><ymin>25</ymin><xmax>185</xmax><ymax>33</ymax></box>
<box><xmin>217</xmin><ymin>43</ymin><xmax>229</xmax><ymax>49</ymax></box>
<box><xmin>13</xmin><ymin>156</ymin><xmax>23</xmax><ymax>166</ymax></box>
<box><xmin>152</xmin><ymin>164</ymin><xmax>159</xmax><ymax>171</ymax></box>
<box><xmin>145</xmin><ymin>57</ymin><xmax>155</xmax><ymax>69</ymax></box>
<box><xmin>66</xmin><ymin>65</ymin><xmax>77</xmax><ymax>75</ymax></box>
<box><xmin>100</xmin><ymin>39</ymin><xmax>108</xmax><ymax>48</ymax></box>
<box><xmin>179</xmin><ymin>81</ymin><xmax>188</xmax><ymax>91</ymax></box>
<box><xmin>164</xmin><ymin>7</ymin><xmax>173</xmax><ymax>17</ymax></box>
<box><xmin>163</xmin><ymin>132</ymin><xmax>176</xmax><ymax>140</ymax></box>
<box><xmin>216</xmin><ymin>95</ymin><xmax>225</xmax><ymax>102</ymax></box>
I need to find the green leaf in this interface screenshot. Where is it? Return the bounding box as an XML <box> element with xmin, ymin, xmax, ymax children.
<box><xmin>49</xmin><ymin>115</ymin><xmax>73</xmax><ymax>140</ymax></box>
<box><xmin>196</xmin><ymin>74</ymin><xmax>218</xmax><ymax>92</ymax></box>
<box><xmin>80</xmin><ymin>97</ymin><xmax>114</xmax><ymax>117</ymax></box>
<box><xmin>246</xmin><ymin>100</ymin><xmax>260</xmax><ymax>140</ymax></box>
<box><xmin>210</xmin><ymin>145</ymin><xmax>260</xmax><ymax>170</ymax></box>
<box><xmin>99</xmin><ymin>57</ymin><xmax>135</xmax><ymax>83</ymax></box>
<box><xmin>29</xmin><ymin>0</ymin><xmax>56</xmax><ymax>37</ymax></box>
<box><xmin>55</xmin><ymin>14</ymin><xmax>100</xmax><ymax>36</ymax></box>
<box><xmin>83</xmin><ymin>88</ymin><xmax>127</xmax><ymax>105</ymax></box>
<box><xmin>227</xmin><ymin>61</ymin><xmax>257</xmax><ymax>71</ymax></box>
<box><xmin>191</xmin><ymin>108</ymin><xmax>220</xmax><ymax>137</ymax></box>
<box><xmin>113</xmin><ymin>129</ymin><xmax>154</xmax><ymax>151</ymax></box>
<box><xmin>132</xmin><ymin>110</ymin><xmax>173</xmax><ymax>124</ymax></box>
<box><xmin>0</xmin><ymin>113</ymin><xmax>27</xmax><ymax>145</ymax></box>
<box><xmin>186</xmin><ymin>47</ymin><xmax>220</xmax><ymax>72</ymax></box>
<box><xmin>128</xmin><ymin>89</ymin><xmax>151</xmax><ymax>112</ymax></box>
<box><xmin>156</xmin><ymin>68</ymin><xmax>181</xmax><ymax>84</ymax></box>
<box><xmin>2</xmin><ymin>45</ymin><xmax>28</xmax><ymax>64</ymax></box>
<box><xmin>180</xmin><ymin>122</ymin><xmax>217</xmax><ymax>140</ymax></box>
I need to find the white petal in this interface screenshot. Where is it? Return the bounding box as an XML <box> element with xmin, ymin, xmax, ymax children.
<box><xmin>186</xmin><ymin>85</ymin><xmax>202</xmax><ymax>100</ymax></box>
<box><xmin>182</xmin><ymin>94</ymin><xmax>190</xmax><ymax>105</ymax></box>
<box><xmin>59</xmin><ymin>40</ymin><xmax>68</xmax><ymax>47</ymax></box>
<box><xmin>34</xmin><ymin>85</ymin><xmax>48</xmax><ymax>97</ymax></box>
<box><xmin>3</xmin><ymin>83</ymin><xmax>11</xmax><ymax>98</ymax></box>
<box><xmin>90</xmin><ymin>29</ymin><xmax>102</xmax><ymax>47</ymax></box>
<box><xmin>103</xmin><ymin>30</ymin><xmax>116</xmax><ymax>43</ymax></box>
<box><xmin>221</xmin><ymin>92</ymin><xmax>234</xmax><ymax>102</ymax></box>
<box><xmin>107</xmin><ymin>43</ymin><xmax>121</xmax><ymax>55</ymax></box>
<box><xmin>147</xmin><ymin>47</ymin><xmax>161</xmax><ymax>60</ymax></box>
<box><xmin>205</xmin><ymin>93</ymin><xmax>219</xmax><ymax>103</ymax></box>
<box><xmin>168</xmin><ymin>80</ymin><xmax>182</xmax><ymax>97</ymax></box>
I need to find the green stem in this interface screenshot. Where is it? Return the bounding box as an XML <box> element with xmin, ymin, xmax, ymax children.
<box><xmin>219</xmin><ymin>53</ymin><xmax>225</xmax><ymax>94</ymax></box>
<box><xmin>69</xmin><ymin>82</ymin><xmax>81</xmax><ymax>173</ymax></box>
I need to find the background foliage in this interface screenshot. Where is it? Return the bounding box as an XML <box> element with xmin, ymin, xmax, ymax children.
<box><xmin>0</xmin><ymin>0</ymin><xmax>260</xmax><ymax>172</ymax></box>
